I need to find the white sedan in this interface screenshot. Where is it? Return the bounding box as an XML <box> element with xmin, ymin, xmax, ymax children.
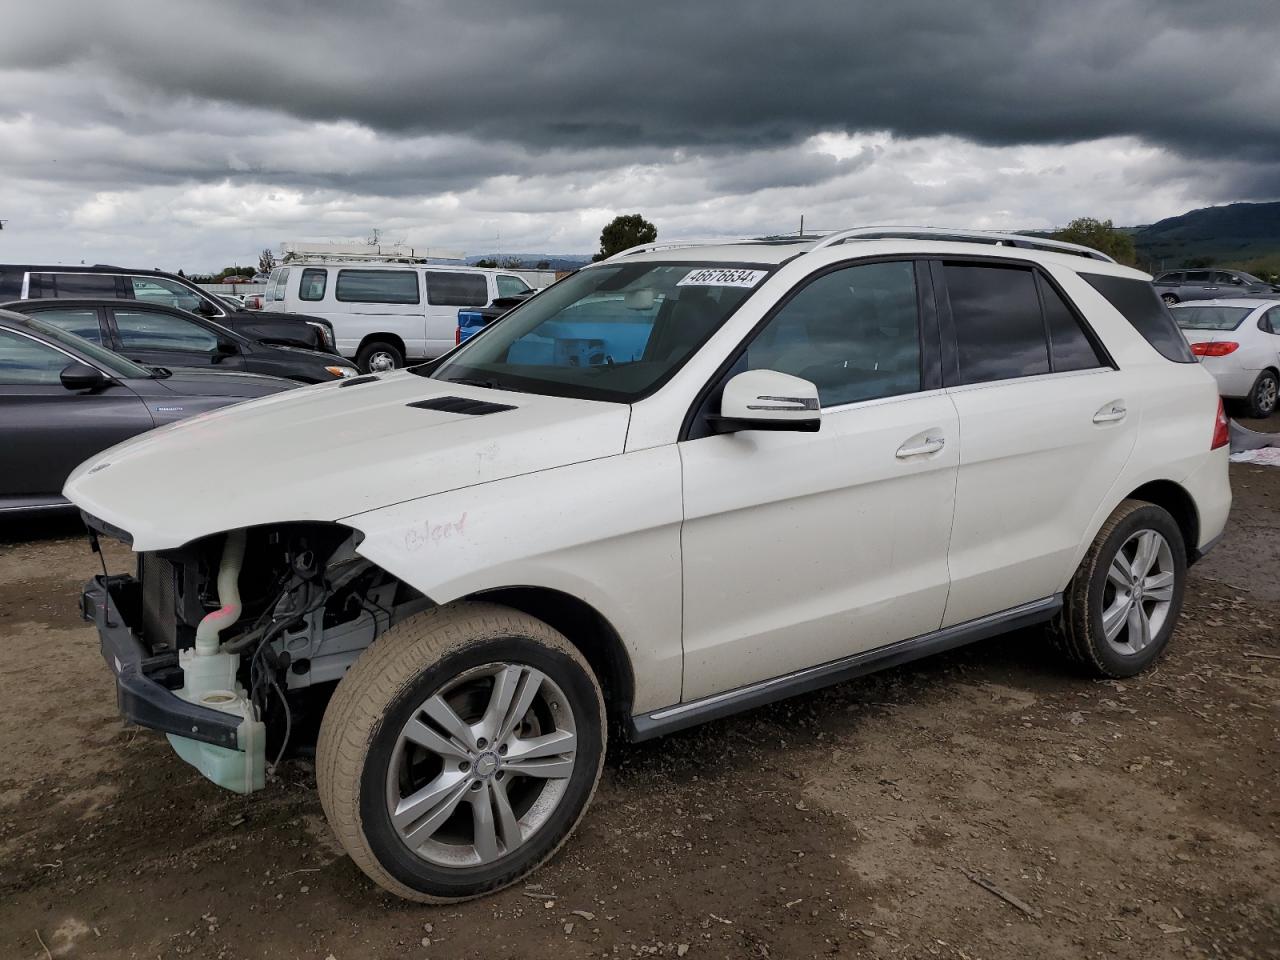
<box><xmin>1173</xmin><ymin>298</ymin><xmax>1280</xmax><ymax>418</ymax></box>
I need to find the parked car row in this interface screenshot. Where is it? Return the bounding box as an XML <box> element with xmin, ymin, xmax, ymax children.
<box><xmin>0</xmin><ymin>309</ymin><xmax>297</xmax><ymax>514</ymax></box>
<box><xmin>1</xmin><ymin>299</ymin><xmax>356</xmax><ymax>383</ymax></box>
<box><xmin>0</xmin><ymin>263</ymin><xmax>336</xmax><ymax>351</ymax></box>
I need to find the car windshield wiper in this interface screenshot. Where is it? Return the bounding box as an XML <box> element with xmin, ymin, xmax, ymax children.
<box><xmin>147</xmin><ymin>366</ymin><xmax>173</xmax><ymax>379</ymax></box>
<box><xmin>443</xmin><ymin>376</ymin><xmax>510</xmax><ymax>391</ymax></box>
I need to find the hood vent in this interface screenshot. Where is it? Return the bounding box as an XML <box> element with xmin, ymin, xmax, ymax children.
<box><xmin>407</xmin><ymin>395</ymin><xmax>516</xmax><ymax>416</ymax></box>
<box><xmin>339</xmin><ymin>375</ymin><xmax>379</xmax><ymax>388</ymax></box>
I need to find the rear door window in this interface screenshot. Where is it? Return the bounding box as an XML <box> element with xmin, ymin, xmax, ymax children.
<box><xmin>25</xmin><ymin>307</ymin><xmax>105</xmax><ymax>344</ymax></box>
<box><xmin>1082</xmin><ymin>274</ymin><xmax>1195</xmax><ymax>363</ymax></box>
<box><xmin>298</xmin><ymin>268</ymin><xmax>327</xmax><ymax>301</ymax></box>
<box><xmin>335</xmin><ymin>269</ymin><xmax>420</xmax><ymax>304</ymax></box>
<box><xmin>426</xmin><ymin>272</ymin><xmax>489</xmax><ymax>307</ymax></box>
<box><xmin>1038</xmin><ymin>276</ymin><xmax>1107</xmax><ymax>372</ymax></box>
<box><xmin>1184</xmin><ymin>271</ymin><xmax>1213</xmax><ymax>285</ymax></box>
<box><xmin>944</xmin><ymin>263</ymin><xmax>1049</xmax><ymax>384</ymax></box>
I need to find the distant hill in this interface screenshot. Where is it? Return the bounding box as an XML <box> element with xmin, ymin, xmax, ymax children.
<box><xmin>1130</xmin><ymin>201</ymin><xmax>1280</xmax><ymax>269</ymax></box>
<box><xmin>466</xmin><ymin>253</ymin><xmax>590</xmax><ymax>271</ymax></box>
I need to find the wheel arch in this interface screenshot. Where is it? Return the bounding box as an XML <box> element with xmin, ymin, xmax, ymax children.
<box><xmin>1124</xmin><ymin>479</ymin><xmax>1199</xmax><ymax>563</ymax></box>
<box><xmin>462</xmin><ymin>586</ymin><xmax>637</xmax><ymax>727</ymax></box>
<box><xmin>357</xmin><ymin>333</ymin><xmax>407</xmax><ymax>358</ymax></box>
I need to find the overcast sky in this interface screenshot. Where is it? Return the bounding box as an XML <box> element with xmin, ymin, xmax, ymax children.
<box><xmin>1</xmin><ymin>0</ymin><xmax>1278</xmax><ymax>272</ymax></box>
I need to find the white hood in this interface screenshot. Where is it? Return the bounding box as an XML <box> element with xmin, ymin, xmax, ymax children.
<box><xmin>64</xmin><ymin>372</ymin><xmax>631</xmax><ymax>551</ymax></box>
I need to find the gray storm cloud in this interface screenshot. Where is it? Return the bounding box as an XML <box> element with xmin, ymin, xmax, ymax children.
<box><xmin>0</xmin><ymin>0</ymin><xmax>1276</xmax><ymax>269</ymax></box>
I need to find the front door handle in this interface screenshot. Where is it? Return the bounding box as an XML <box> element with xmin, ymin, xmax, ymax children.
<box><xmin>896</xmin><ymin>436</ymin><xmax>946</xmax><ymax>459</ymax></box>
<box><xmin>1093</xmin><ymin>401</ymin><xmax>1128</xmax><ymax>424</ymax></box>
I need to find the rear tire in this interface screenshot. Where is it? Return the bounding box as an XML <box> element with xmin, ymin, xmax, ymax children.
<box><xmin>1161</xmin><ymin>293</ymin><xmax>1179</xmax><ymax>306</ymax></box>
<box><xmin>1245</xmin><ymin>369</ymin><xmax>1279</xmax><ymax>419</ymax></box>
<box><xmin>1052</xmin><ymin>500</ymin><xmax>1186</xmax><ymax>678</ymax></box>
<box><xmin>317</xmin><ymin>603</ymin><xmax>606</xmax><ymax>903</ymax></box>
<box><xmin>356</xmin><ymin>340</ymin><xmax>405</xmax><ymax>374</ymax></box>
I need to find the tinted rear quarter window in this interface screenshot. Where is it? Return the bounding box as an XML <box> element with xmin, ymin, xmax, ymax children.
<box><xmin>1082</xmin><ymin>274</ymin><xmax>1194</xmax><ymax>363</ymax></box>
<box><xmin>335</xmin><ymin>269</ymin><xmax>419</xmax><ymax>304</ymax></box>
<box><xmin>945</xmin><ymin>263</ymin><xmax>1049</xmax><ymax>384</ymax></box>
<box><xmin>426</xmin><ymin>272</ymin><xmax>488</xmax><ymax>307</ymax></box>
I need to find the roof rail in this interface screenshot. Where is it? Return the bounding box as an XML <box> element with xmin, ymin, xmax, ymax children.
<box><xmin>600</xmin><ymin>237</ymin><xmax>771</xmax><ymax>263</ymax></box>
<box><xmin>809</xmin><ymin>226</ymin><xmax>1115</xmax><ymax>263</ymax></box>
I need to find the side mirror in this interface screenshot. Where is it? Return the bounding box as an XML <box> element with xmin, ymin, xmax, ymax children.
<box><xmin>60</xmin><ymin>361</ymin><xmax>110</xmax><ymax>392</ymax></box>
<box><xmin>195</xmin><ymin>298</ymin><xmax>218</xmax><ymax>316</ymax></box>
<box><xmin>214</xmin><ymin>338</ymin><xmax>239</xmax><ymax>356</ymax></box>
<box><xmin>708</xmin><ymin>369</ymin><xmax>821</xmax><ymax>434</ymax></box>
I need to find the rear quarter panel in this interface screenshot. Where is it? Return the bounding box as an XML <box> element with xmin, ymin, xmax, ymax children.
<box><xmin>1053</xmin><ymin>268</ymin><xmax>1231</xmax><ymax>567</ymax></box>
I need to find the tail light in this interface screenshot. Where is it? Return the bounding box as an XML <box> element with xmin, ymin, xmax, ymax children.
<box><xmin>1191</xmin><ymin>341</ymin><xmax>1239</xmax><ymax>357</ymax></box>
<box><xmin>1211</xmin><ymin>397</ymin><xmax>1230</xmax><ymax>450</ymax></box>
<box><xmin>455</xmin><ymin>327</ymin><xmax>462</xmax><ymax>345</ymax></box>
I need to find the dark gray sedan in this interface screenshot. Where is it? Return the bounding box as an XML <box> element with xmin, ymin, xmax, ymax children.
<box><xmin>0</xmin><ymin>308</ymin><xmax>296</xmax><ymax>514</ymax></box>
<box><xmin>1153</xmin><ymin>268</ymin><xmax>1280</xmax><ymax>306</ymax></box>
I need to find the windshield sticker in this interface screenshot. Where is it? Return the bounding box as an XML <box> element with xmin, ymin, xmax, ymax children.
<box><xmin>677</xmin><ymin>268</ymin><xmax>767</xmax><ymax>288</ymax></box>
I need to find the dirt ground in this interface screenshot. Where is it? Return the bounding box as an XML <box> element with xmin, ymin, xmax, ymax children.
<box><xmin>0</xmin><ymin>465</ymin><xmax>1276</xmax><ymax>960</ymax></box>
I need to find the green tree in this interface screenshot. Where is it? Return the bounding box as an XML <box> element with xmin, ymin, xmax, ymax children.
<box><xmin>473</xmin><ymin>258</ymin><xmax>499</xmax><ymax>268</ymax></box>
<box><xmin>500</xmin><ymin>256</ymin><xmax>525</xmax><ymax>269</ymax></box>
<box><xmin>593</xmin><ymin>213</ymin><xmax>657</xmax><ymax>261</ymax></box>
<box><xmin>258</xmin><ymin>248</ymin><xmax>277</xmax><ymax>274</ymax></box>
<box><xmin>534</xmin><ymin>260</ymin><xmax>551</xmax><ymax>270</ymax></box>
<box><xmin>1052</xmin><ymin>218</ymin><xmax>1137</xmax><ymax>266</ymax></box>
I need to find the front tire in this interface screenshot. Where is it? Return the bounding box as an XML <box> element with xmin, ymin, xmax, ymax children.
<box><xmin>1245</xmin><ymin>369</ymin><xmax>1279</xmax><ymax>418</ymax></box>
<box><xmin>317</xmin><ymin>603</ymin><xmax>606</xmax><ymax>902</ymax></box>
<box><xmin>1053</xmin><ymin>500</ymin><xmax>1186</xmax><ymax>678</ymax></box>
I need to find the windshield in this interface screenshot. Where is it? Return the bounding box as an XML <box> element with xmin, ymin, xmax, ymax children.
<box><xmin>25</xmin><ymin>315</ymin><xmax>154</xmax><ymax>378</ymax></box>
<box><xmin>430</xmin><ymin>261</ymin><xmax>771</xmax><ymax>402</ymax></box>
<box><xmin>1173</xmin><ymin>306</ymin><xmax>1252</xmax><ymax>331</ymax></box>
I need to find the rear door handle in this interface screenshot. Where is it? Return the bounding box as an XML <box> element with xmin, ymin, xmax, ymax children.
<box><xmin>1093</xmin><ymin>401</ymin><xmax>1128</xmax><ymax>424</ymax></box>
<box><xmin>896</xmin><ymin>436</ymin><xmax>946</xmax><ymax>458</ymax></box>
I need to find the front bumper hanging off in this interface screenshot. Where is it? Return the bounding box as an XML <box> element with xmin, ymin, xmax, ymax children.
<box><xmin>81</xmin><ymin>574</ymin><xmax>241</xmax><ymax>749</ymax></box>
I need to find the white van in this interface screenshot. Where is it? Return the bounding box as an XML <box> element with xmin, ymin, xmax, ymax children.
<box><xmin>262</xmin><ymin>261</ymin><xmax>534</xmax><ymax>372</ymax></box>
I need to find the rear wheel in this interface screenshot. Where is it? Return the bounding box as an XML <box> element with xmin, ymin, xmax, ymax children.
<box><xmin>1053</xmin><ymin>500</ymin><xmax>1186</xmax><ymax>678</ymax></box>
<box><xmin>1246</xmin><ymin>369</ymin><xmax>1279</xmax><ymax>418</ymax></box>
<box><xmin>356</xmin><ymin>339</ymin><xmax>405</xmax><ymax>374</ymax></box>
<box><xmin>317</xmin><ymin>603</ymin><xmax>606</xmax><ymax>902</ymax></box>
<box><xmin>1161</xmin><ymin>293</ymin><xmax>1179</xmax><ymax>306</ymax></box>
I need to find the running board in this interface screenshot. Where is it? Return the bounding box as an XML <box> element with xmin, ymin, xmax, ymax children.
<box><xmin>628</xmin><ymin>595</ymin><xmax>1062</xmax><ymax>741</ymax></box>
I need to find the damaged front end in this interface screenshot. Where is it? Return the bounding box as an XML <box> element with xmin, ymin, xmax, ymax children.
<box><xmin>80</xmin><ymin>516</ymin><xmax>429</xmax><ymax>794</ymax></box>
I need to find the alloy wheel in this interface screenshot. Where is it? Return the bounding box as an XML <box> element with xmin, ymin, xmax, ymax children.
<box><xmin>1100</xmin><ymin>529</ymin><xmax>1176</xmax><ymax>656</ymax></box>
<box><xmin>1257</xmin><ymin>375</ymin><xmax>1278</xmax><ymax>414</ymax></box>
<box><xmin>368</xmin><ymin>351</ymin><xmax>398</xmax><ymax>372</ymax></box>
<box><xmin>385</xmin><ymin>663</ymin><xmax>577</xmax><ymax>868</ymax></box>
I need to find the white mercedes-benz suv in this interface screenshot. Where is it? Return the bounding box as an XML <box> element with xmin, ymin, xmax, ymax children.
<box><xmin>66</xmin><ymin>228</ymin><xmax>1231</xmax><ymax>902</ymax></box>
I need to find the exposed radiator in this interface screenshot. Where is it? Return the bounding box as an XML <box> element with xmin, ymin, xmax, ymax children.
<box><xmin>139</xmin><ymin>553</ymin><xmax>179</xmax><ymax>651</ymax></box>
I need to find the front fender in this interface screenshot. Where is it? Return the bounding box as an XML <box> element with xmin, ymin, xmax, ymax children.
<box><xmin>343</xmin><ymin>446</ymin><xmax>685</xmax><ymax>713</ymax></box>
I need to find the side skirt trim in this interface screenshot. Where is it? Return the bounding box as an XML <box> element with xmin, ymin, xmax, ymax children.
<box><xmin>628</xmin><ymin>595</ymin><xmax>1062</xmax><ymax>741</ymax></box>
